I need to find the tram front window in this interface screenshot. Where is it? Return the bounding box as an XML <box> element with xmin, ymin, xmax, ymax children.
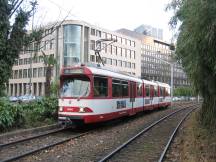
<box><xmin>61</xmin><ymin>77</ymin><xmax>90</xmax><ymax>97</ymax></box>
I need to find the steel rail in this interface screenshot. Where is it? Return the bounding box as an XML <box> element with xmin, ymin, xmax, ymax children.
<box><xmin>158</xmin><ymin>106</ymin><xmax>198</xmax><ymax>162</ymax></box>
<box><xmin>0</xmin><ymin>127</ymin><xmax>66</xmax><ymax>148</ymax></box>
<box><xmin>1</xmin><ymin>131</ymin><xmax>90</xmax><ymax>162</ymax></box>
<box><xmin>98</xmin><ymin>104</ymin><xmax>197</xmax><ymax>162</ymax></box>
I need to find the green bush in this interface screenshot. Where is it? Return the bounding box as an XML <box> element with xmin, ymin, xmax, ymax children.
<box><xmin>0</xmin><ymin>99</ymin><xmax>24</xmax><ymax>130</ymax></box>
<box><xmin>0</xmin><ymin>97</ymin><xmax>58</xmax><ymax>130</ymax></box>
<box><xmin>21</xmin><ymin>97</ymin><xmax>58</xmax><ymax>127</ymax></box>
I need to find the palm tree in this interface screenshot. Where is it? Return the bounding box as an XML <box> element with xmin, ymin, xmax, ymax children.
<box><xmin>40</xmin><ymin>51</ymin><xmax>57</xmax><ymax>97</ymax></box>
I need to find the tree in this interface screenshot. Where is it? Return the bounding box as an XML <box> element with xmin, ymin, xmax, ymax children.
<box><xmin>40</xmin><ymin>51</ymin><xmax>57</xmax><ymax>97</ymax></box>
<box><xmin>167</xmin><ymin>0</ymin><xmax>216</xmax><ymax>128</ymax></box>
<box><xmin>173</xmin><ymin>86</ymin><xmax>194</xmax><ymax>97</ymax></box>
<box><xmin>0</xmin><ymin>0</ymin><xmax>39</xmax><ymax>96</ymax></box>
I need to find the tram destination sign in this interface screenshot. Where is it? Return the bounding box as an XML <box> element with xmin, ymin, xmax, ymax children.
<box><xmin>64</xmin><ymin>69</ymin><xmax>83</xmax><ymax>74</ymax></box>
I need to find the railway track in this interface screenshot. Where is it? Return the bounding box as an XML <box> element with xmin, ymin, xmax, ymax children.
<box><xmin>0</xmin><ymin>127</ymin><xmax>90</xmax><ymax>162</ymax></box>
<box><xmin>0</xmin><ymin>102</ymin><xmax>195</xmax><ymax>162</ymax></box>
<box><xmin>98</xmin><ymin>103</ymin><xmax>199</xmax><ymax>162</ymax></box>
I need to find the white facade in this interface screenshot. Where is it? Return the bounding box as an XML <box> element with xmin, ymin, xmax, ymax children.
<box><xmin>7</xmin><ymin>20</ymin><xmax>141</xmax><ymax>96</ymax></box>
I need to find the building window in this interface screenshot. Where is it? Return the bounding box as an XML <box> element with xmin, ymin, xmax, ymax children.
<box><xmin>132</xmin><ymin>63</ymin><xmax>135</xmax><ymax>69</ymax></box>
<box><xmin>107</xmin><ymin>33</ymin><xmax>112</xmax><ymax>39</ymax></box>
<box><xmin>90</xmin><ymin>40</ymin><xmax>95</xmax><ymax>50</ymax></box>
<box><xmin>112</xmin><ymin>46</ymin><xmax>117</xmax><ymax>55</ymax></box>
<box><xmin>102</xmin><ymin>32</ymin><xmax>107</xmax><ymax>39</ymax></box>
<box><xmin>127</xmin><ymin>62</ymin><xmax>131</xmax><ymax>68</ymax></box>
<box><xmin>14</xmin><ymin>59</ymin><xmax>18</xmax><ymax>66</ymax></box>
<box><xmin>112</xmin><ymin>59</ymin><xmax>117</xmax><ymax>66</ymax></box>
<box><xmin>118</xmin><ymin>60</ymin><xmax>122</xmax><ymax>67</ymax></box>
<box><xmin>107</xmin><ymin>45</ymin><xmax>112</xmax><ymax>54</ymax></box>
<box><xmin>19</xmin><ymin>69</ymin><xmax>22</xmax><ymax>78</ymax></box>
<box><xmin>131</xmin><ymin>41</ymin><xmax>135</xmax><ymax>47</ymax></box>
<box><xmin>127</xmin><ymin>39</ymin><xmax>131</xmax><ymax>46</ymax></box>
<box><xmin>19</xmin><ymin>59</ymin><xmax>23</xmax><ymax>65</ymax></box>
<box><xmin>23</xmin><ymin>69</ymin><xmax>28</xmax><ymax>78</ymax></box>
<box><xmin>90</xmin><ymin>55</ymin><xmax>95</xmax><ymax>62</ymax></box>
<box><xmin>106</xmin><ymin>58</ymin><xmax>112</xmax><ymax>65</ymax></box>
<box><xmin>117</xmin><ymin>47</ymin><xmax>122</xmax><ymax>56</ymax></box>
<box><xmin>122</xmin><ymin>48</ymin><xmax>126</xmax><ymax>56</ymax></box>
<box><xmin>102</xmin><ymin>57</ymin><xmax>107</xmax><ymax>64</ymax></box>
<box><xmin>127</xmin><ymin>49</ymin><xmax>131</xmax><ymax>58</ymax></box>
<box><xmin>96</xmin><ymin>30</ymin><xmax>101</xmax><ymax>37</ymax></box>
<box><xmin>122</xmin><ymin>38</ymin><xmax>126</xmax><ymax>45</ymax></box>
<box><xmin>91</xmin><ymin>28</ymin><xmax>95</xmax><ymax>35</ymax></box>
<box><xmin>63</xmin><ymin>25</ymin><xmax>82</xmax><ymax>66</ymax></box>
<box><xmin>123</xmin><ymin>61</ymin><xmax>127</xmax><ymax>67</ymax></box>
<box><xmin>50</xmin><ymin>39</ymin><xmax>54</xmax><ymax>49</ymax></box>
<box><xmin>112</xmin><ymin>35</ymin><xmax>117</xmax><ymax>41</ymax></box>
<box><xmin>33</xmin><ymin>68</ymin><xmax>37</xmax><ymax>78</ymax></box>
<box><xmin>117</xmin><ymin>37</ymin><xmax>122</xmax><ymax>43</ymax></box>
<box><xmin>38</xmin><ymin>67</ymin><xmax>43</xmax><ymax>77</ymax></box>
<box><xmin>102</xmin><ymin>43</ymin><xmax>107</xmax><ymax>53</ymax></box>
<box><xmin>131</xmin><ymin>51</ymin><xmax>135</xmax><ymax>59</ymax></box>
<box><xmin>23</xmin><ymin>58</ymin><xmax>28</xmax><ymax>64</ymax></box>
<box><xmin>14</xmin><ymin>70</ymin><xmax>18</xmax><ymax>79</ymax></box>
<box><xmin>28</xmin><ymin>68</ymin><xmax>32</xmax><ymax>78</ymax></box>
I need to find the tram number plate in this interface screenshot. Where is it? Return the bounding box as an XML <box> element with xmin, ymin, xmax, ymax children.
<box><xmin>117</xmin><ymin>100</ymin><xmax>126</xmax><ymax>109</ymax></box>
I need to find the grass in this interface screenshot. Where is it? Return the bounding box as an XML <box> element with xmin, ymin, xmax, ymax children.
<box><xmin>178</xmin><ymin>111</ymin><xmax>216</xmax><ymax>162</ymax></box>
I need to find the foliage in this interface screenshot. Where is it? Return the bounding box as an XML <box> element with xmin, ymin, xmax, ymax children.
<box><xmin>168</xmin><ymin>0</ymin><xmax>216</xmax><ymax>129</ymax></box>
<box><xmin>174</xmin><ymin>86</ymin><xmax>195</xmax><ymax>96</ymax></box>
<box><xmin>0</xmin><ymin>98</ymin><xmax>24</xmax><ymax>130</ymax></box>
<box><xmin>50</xmin><ymin>80</ymin><xmax>59</xmax><ymax>97</ymax></box>
<box><xmin>0</xmin><ymin>97</ymin><xmax>58</xmax><ymax>130</ymax></box>
<box><xmin>0</xmin><ymin>0</ymin><xmax>43</xmax><ymax>96</ymax></box>
<box><xmin>39</xmin><ymin>51</ymin><xmax>57</xmax><ymax>97</ymax></box>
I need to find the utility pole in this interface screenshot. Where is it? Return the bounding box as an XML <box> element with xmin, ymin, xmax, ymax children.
<box><xmin>28</xmin><ymin>2</ymin><xmax>35</xmax><ymax>95</ymax></box>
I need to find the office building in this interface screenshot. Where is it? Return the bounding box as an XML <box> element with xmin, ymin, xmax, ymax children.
<box><xmin>117</xmin><ymin>28</ymin><xmax>190</xmax><ymax>87</ymax></box>
<box><xmin>7</xmin><ymin>20</ymin><xmax>141</xmax><ymax>96</ymax></box>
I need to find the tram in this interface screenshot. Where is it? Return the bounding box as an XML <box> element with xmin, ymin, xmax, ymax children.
<box><xmin>58</xmin><ymin>64</ymin><xmax>171</xmax><ymax>126</ymax></box>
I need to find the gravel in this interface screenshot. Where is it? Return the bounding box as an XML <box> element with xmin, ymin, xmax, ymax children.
<box><xmin>10</xmin><ymin>102</ymin><xmax>192</xmax><ymax>162</ymax></box>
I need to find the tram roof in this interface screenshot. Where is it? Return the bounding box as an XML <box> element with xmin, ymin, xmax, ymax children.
<box><xmin>87</xmin><ymin>66</ymin><xmax>142</xmax><ymax>83</ymax></box>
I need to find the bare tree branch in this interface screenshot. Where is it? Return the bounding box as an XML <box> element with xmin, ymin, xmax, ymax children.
<box><xmin>9</xmin><ymin>0</ymin><xmax>24</xmax><ymax>18</ymax></box>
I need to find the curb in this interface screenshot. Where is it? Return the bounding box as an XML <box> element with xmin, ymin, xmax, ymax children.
<box><xmin>0</xmin><ymin>123</ymin><xmax>60</xmax><ymax>140</ymax></box>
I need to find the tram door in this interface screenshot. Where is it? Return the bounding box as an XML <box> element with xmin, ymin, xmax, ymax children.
<box><xmin>130</xmin><ymin>82</ymin><xmax>136</xmax><ymax>115</ymax></box>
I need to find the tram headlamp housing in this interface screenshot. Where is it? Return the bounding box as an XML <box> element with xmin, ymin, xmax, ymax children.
<box><xmin>79</xmin><ymin>107</ymin><xmax>93</xmax><ymax>113</ymax></box>
<box><xmin>59</xmin><ymin>106</ymin><xmax>63</xmax><ymax>112</ymax></box>
<box><xmin>79</xmin><ymin>107</ymin><xmax>85</xmax><ymax>113</ymax></box>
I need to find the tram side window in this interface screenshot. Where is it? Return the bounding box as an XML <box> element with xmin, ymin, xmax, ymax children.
<box><xmin>165</xmin><ymin>87</ymin><xmax>170</xmax><ymax>96</ymax></box>
<box><xmin>154</xmin><ymin>86</ymin><xmax>158</xmax><ymax>97</ymax></box>
<box><xmin>122</xmin><ymin>81</ymin><xmax>129</xmax><ymax>97</ymax></box>
<box><xmin>145</xmin><ymin>85</ymin><xmax>150</xmax><ymax>97</ymax></box>
<box><xmin>112</xmin><ymin>80</ymin><xmax>128</xmax><ymax>97</ymax></box>
<box><xmin>160</xmin><ymin>87</ymin><xmax>163</xmax><ymax>97</ymax></box>
<box><xmin>112</xmin><ymin>80</ymin><xmax>121</xmax><ymax>97</ymax></box>
<box><xmin>94</xmin><ymin>76</ymin><xmax>108</xmax><ymax>97</ymax></box>
<box><xmin>137</xmin><ymin>83</ymin><xmax>142</xmax><ymax>96</ymax></box>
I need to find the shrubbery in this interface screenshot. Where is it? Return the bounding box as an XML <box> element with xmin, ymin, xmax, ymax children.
<box><xmin>0</xmin><ymin>98</ymin><xmax>24</xmax><ymax>130</ymax></box>
<box><xmin>0</xmin><ymin>97</ymin><xmax>58</xmax><ymax>131</ymax></box>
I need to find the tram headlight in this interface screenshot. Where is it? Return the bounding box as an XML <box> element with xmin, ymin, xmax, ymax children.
<box><xmin>79</xmin><ymin>107</ymin><xmax>93</xmax><ymax>113</ymax></box>
<box><xmin>79</xmin><ymin>107</ymin><xmax>85</xmax><ymax>113</ymax></box>
<box><xmin>59</xmin><ymin>106</ymin><xmax>63</xmax><ymax>112</ymax></box>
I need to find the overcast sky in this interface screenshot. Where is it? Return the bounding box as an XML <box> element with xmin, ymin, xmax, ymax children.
<box><xmin>32</xmin><ymin>0</ymin><xmax>173</xmax><ymax>42</ymax></box>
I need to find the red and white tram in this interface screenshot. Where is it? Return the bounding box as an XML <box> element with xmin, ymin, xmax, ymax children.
<box><xmin>58</xmin><ymin>65</ymin><xmax>171</xmax><ymax>126</ymax></box>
